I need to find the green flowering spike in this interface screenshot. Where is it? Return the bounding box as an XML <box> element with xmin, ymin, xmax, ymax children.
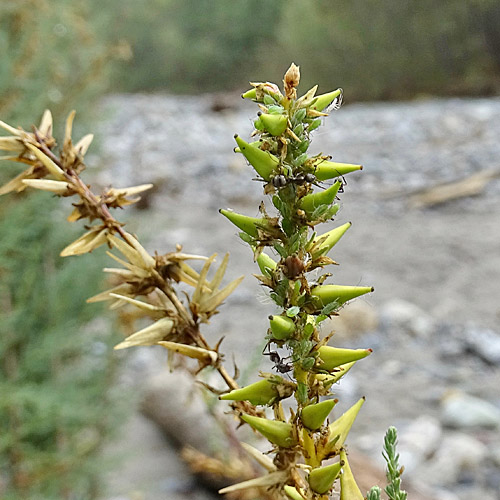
<box><xmin>284</xmin><ymin>485</ymin><xmax>305</xmax><ymax>500</ymax></box>
<box><xmin>241</xmin><ymin>88</ymin><xmax>258</xmax><ymax>100</ymax></box>
<box><xmin>310</xmin><ymin>222</ymin><xmax>351</xmax><ymax>259</ymax></box>
<box><xmin>241</xmin><ymin>414</ymin><xmax>297</xmax><ymax>448</ymax></box>
<box><xmin>301</xmin><ymin>398</ymin><xmax>338</xmax><ymax>430</ymax></box>
<box><xmin>257</xmin><ymin>252</ymin><xmax>277</xmax><ymax>276</ymax></box>
<box><xmin>311</xmin><ymin>160</ymin><xmax>363</xmax><ymax>181</ymax></box>
<box><xmin>219</xmin><ymin>208</ymin><xmax>272</xmax><ymax>238</ymax></box>
<box><xmin>269</xmin><ymin>315</ymin><xmax>296</xmax><ymax>340</ymax></box>
<box><xmin>311</xmin><ymin>89</ymin><xmax>342</xmax><ymax>112</ymax></box>
<box><xmin>339</xmin><ymin>449</ymin><xmax>364</xmax><ymax>500</ymax></box>
<box><xmin>308</xmin><ymin>460</ymin><xmax>343</xmax><ymax>494</ymax></box>
<box><xmin>311</xmin><ymin>284</ymin><xmax>374</xmax><ymax>308</ymax></box>
<box><xmin>324</xmin><ymin>397</ymin><xmax>365</xmax><ymax>455</ymax></box>
<box><xmin>220</xmin><ymin>379</ymin><xmax>280</xmax><ymax>406</ymax></box>
<box><xmin>259</xmin><ymin>113</ymin><xmax>288</xmax><ymax>136</ymax></box>
<box><xmin>234</xmin><ymin>134</ymin><xmax>279</xmax><ymax>181</ymax></box>
<box><xmin>299</xmin><ymin>180</ymin><xmax>342</xmax><ymax>215</ymax></box>
<box><xmin>318</xmin><ymin>346</ymin><xmax>372</xmax><ymax>372</ymax></box>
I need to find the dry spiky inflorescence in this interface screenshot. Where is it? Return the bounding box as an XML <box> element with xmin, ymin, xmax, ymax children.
<box><xmin>0</xmin><ymin>64</ymin><xmax>401</xmax><ymax>500</ymax></box>
<box><xmin>0</xmin><ymin>110</ymin><xmax>248</xmax><ymax>387</ymax></box>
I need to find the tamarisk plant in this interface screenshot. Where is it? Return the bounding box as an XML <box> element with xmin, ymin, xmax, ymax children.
<box><xmin>0</xmin><ymin>64</ymin><xmax>407</xmax><ymax>499</ymax></box>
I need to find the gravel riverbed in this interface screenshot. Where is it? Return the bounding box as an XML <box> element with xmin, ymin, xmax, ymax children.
<box><xmin>94</xmin><ymin>93</ymin><xmax>500</xmax><ymax>500</ymax></box>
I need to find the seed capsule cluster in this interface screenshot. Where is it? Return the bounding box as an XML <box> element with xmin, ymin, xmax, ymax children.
<box><xmin>219</xmin><ymin>64</ymin><xmax>373</xmax><ymax>499</ymax></box>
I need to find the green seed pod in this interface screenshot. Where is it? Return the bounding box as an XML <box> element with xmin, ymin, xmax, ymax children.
<box><xmin>254</xmin><ymin>117</ymin><xmax>265</xmax><ymax>131</ymax></box>
<box><xmin>234</xmin><ymin>139</ymin><xmax>262</xmax><ymax>153</ymax></box>
<box><xmin>300</xmin><ymin>180</ymin><xmax>341</xmax><ymax>215</ymax></box>
<box><xmin>259</xmin><ymin>113</ymin><xmax>288</xmax><ymax>136</ymax></box>
<box><xmin>219</xmin><ymin>208</ymin><xmax>273</xmax><ymax>238</ymax></box>
<box><xmin>257</xmin><ymin>252</ymin><xmax>277</xmax><ymax>276</ymax></box>
<box><xmin>301</xmin><ymin>398</ymin><xmax>338</xmax><ymax>430</ymax></box>
<box><xmin>308</xmin><ymin>461</ymin><xmax>343</xmax><ymax>494</ymax></box>
<box><xmin>311</xmin><ymin>89</ymin><xmax>342</xmax><ymax>112</ymax></box>
<box><xmin>311</xmin><ymin>160</ymin><xmax>363</xmax><ymax>181</ymax></box>
<box><xmin>315</xmin><ymin>361</ymin><xmax>356</xmax><ymax>387</ymax></box>
<box><xmin>310</xmin><ymin>222</ymin><xmax>351</xmax><ymax>259</ymax></box>
<box><xmin>234</xmin><ymin>134</ymin><xmax>280</xmax><ymax>181</ymax></box>
<box><xmin>284</xmin><ymin>485</ymin><xmax>305</xmax><ymax>500</ymax></box>
<box><xmin>323</xmin><ymin>397</ymin><xmax>365</xmax><ymax>456</ymax></box>
<box><xmin>263</xmin><ymin>94</ymin><xmax>276</xmax><ymax>106</ymax></box>
<box><xmin>241</xmin><ymin>88</ymin><xmax>258</xmax><ymax>100</ymax></box>
<box><xmin>241</xmin><ymin>414</ymin><xmax>297</xmax><ymax>448</ymax></box>
<box><xmin>318</xmin><ymin>346</ymin><xmax>372</xmax><ymax>371</ymax></box>
<box><xmin>311</xmin><ymin>284</ymin><xmax>374</xmax><ymax>308</ymax></box>
<box><xmin>269</xmin><ymin>315</ymin><xmax>296</xmax><ymax>340</ymax></box>
<box><xmin>220</xmin><ymin>379</ymin><xmax>279</xmax><ymax>406</ymax></box>
<box><xmin>339</xmin><ymin>449</ymin><xmax>364</xmax><ymax>500</ymax></box>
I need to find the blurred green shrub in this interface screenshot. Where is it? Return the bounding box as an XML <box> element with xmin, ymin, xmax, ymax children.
<box><xmin>0</xmin><ymin>0</ymin><xmax>122</xmax><ymax>126</ymax></box>
<box><xmin>108</xmin><ymin>0</ymin><xmax>500</xmax><ymax>100</ymax></box>
<box><xmin>0</xmin><ymin>193</ymin><xmax>121</xmax><ymax>499</ymax></box>
<box><xmin>1</xmin><ymin>2</ymin><xmax>124</xmax><ymax>497</ymax></box>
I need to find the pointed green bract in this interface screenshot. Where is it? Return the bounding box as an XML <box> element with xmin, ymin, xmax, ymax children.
<box><xmin>241</xmin><ymin>414</ymin><xmax>297</xmax><ymax>448</ymax></box>
<box><xmin>299</xmin><ymin>180</ymin><xmax>341</xmax><ymax>215</ymax></box>
<box><xmin>315</xmin><ymin>361</ymin><xmax>357</xmax><ymax>387</ymax></box>
<box><xmin>318</xmin><ymin>346</ymin><xmax>372</xmax><ymax>372</ymax></box>
<box><xmin>308</xmin><ymin>461</ymin><xmax>343</xmax><ymax>494</ymax></box>
<box><xmin>219</xmin><ymin>208</ymin><xmax>272</xmax><ymax>238</ymax></box>
<box><xmin>310</xmin><ymin>160</ymin><xmax>362</xmax><ymax>181</ymax></box>
<box><xmin>311</xmin><ymin>222</ymin><xmax>351</xmax><ymax>258</ymax></box>
<box><xmin>311</xmin><ymin>89</ymin><xmax>342</xmax><ymax>112</ymax></box>
<box><xmin>339</xmin><ymin>449</ymin><xmax>364</xmax><ymax>500</ymax></box>
<box><xmin>242</xmin><ymin>88</ymin><xmax>258</xmax><ymax>100</ymax></box>
<box><xmin>301</xmin><ymin>398</ymin><xmax>337</xmax><ymax>430</ymax></box>
<box><xmin>259</xmin><ymin>113</ymin><xmax>288</xmax><ymax>136</ymax></box>
<box><xmin>234</xmin><ymin>139</ymin><xmax>262</xmax><ymax>153</ymax></box>
<box><xmin>234</xmin><ymin>134</ymin><xmax>279</xmax><ymax>180</ymax></box>
<box><xmin>284</xmin><ymin>485</ymin><xmax>305</xmax><ymax>500</ymax></box>
<box><xmin>324</xmin><ymin>397</ymin><xmax>365</xmax><ymax>456</ymax></box>
<box><xmin>269</xmin><ymin>315</ymin><xmax>296</xmax><ymax>340</ymax></box>
<box><xmin>220</xmin><ymin>379</ymin><xmax>279</xmax><ymax>406</ymax></box>
<box><xmin>257</xmin><ymin>252</ymin><xmax>277</xmax><ymax>276</ymax></box>
<box><xmin>311</xmin><ymin>284</ymin><xmax>374</xmax><ymax>308</ymax></box>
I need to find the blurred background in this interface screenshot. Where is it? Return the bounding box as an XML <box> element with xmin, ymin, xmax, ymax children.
<box><xmin>1</xmin><ymin>1</ymin><xmax>500</xmax><ymax>499</ymax></box>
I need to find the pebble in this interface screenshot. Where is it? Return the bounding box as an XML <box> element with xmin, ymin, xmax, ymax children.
<box><xmin>380</xmin><ymin>298</ymin><xmax>436</xmax><ymax>338</ymax></box>
<box><xmin>441</xmin><ymin>390</ymin><xmax>500</xmax><ymax>429</ymax></box>
<box><xmin>397</xmin><ymin>415</ymin><xmax>442</xmax><ymax>472</ymax></box>
<box><xmin>464</xmin><ymin>327</ymin><xmax>500</xmax><ymax>365</ymax></box>
<box><xmin>414</xmin><ymin>432</ymin><xmax>488</xmax><ymax>487</ymax></box>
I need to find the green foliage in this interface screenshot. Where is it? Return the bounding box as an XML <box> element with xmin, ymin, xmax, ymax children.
<box><xmin>0</xmin><ymin>193</ymin><xmax>120</xmax><ymax>499</ymax></box>
<box><xmin>382</xmin><ymin>426</ymin><xmax>408</xmax><ymax>500</ymax></box>
<box><xmin>105</xmin><ymin>0</ymin><xmax>284</xmax><ymax>93</ymax></box>
<box><xmin>104</xmin><ymin>0</ymin><xmax>500</xmax><ymax>99</ymax></box>
<box><xmin>0</xmin><ymin>0</ymin><xmax>117</xmax><ymax>125</ymax></box>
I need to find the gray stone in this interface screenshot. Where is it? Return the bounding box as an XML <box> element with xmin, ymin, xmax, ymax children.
<box><xmin>397</xmin><ymin>415</ymin><xmax>442</xmax><ymax>473</ymax></box>
<box><xmin>414</xmin><ymin>432</ymin><xmax>488</xmax><ymax>487</ymax></box>
<box><xmin>441</xmin><ymin>391</ymin><xmax>500</xmax><ymax>429</ymax></box>
<box><xmin>380</xmin><ymin>299</ymin><xmax>436</xmax><ymax>338</ymax></box>
<box><xmin>464</xmin><ymin>327</ymin><xmax>500</xmax><ymax>365</ymax></box>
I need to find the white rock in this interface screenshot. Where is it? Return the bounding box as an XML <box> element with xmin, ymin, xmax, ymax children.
<box><xmin>414</xmin><ymin>432</ymin><xmax>488</xmax><ymax>487</ymax></box>
<box><xmin>380</xmin><ymin>299</ymin><xmax>436</xmax><ymax>338</ymax></box>
<box><xmin>397</xmin><ymin>415</ymin><xmax>442</xmax><ymax>472</ymax></box>
<box><xmin>441</xmin><ymin>390</ymin><xmax>500</xmax><ymax>429</ymax></box>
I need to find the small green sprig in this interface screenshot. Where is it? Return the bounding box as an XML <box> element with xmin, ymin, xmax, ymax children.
<box><xmin>367</xmin><ymin>485</ymin><xmax>382</xmax><ymax>500</ymax></box>
<box><xmin>383</xmin><ymin>426</ymin><xmax>408</xmax><ymax>500</ymax></box>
